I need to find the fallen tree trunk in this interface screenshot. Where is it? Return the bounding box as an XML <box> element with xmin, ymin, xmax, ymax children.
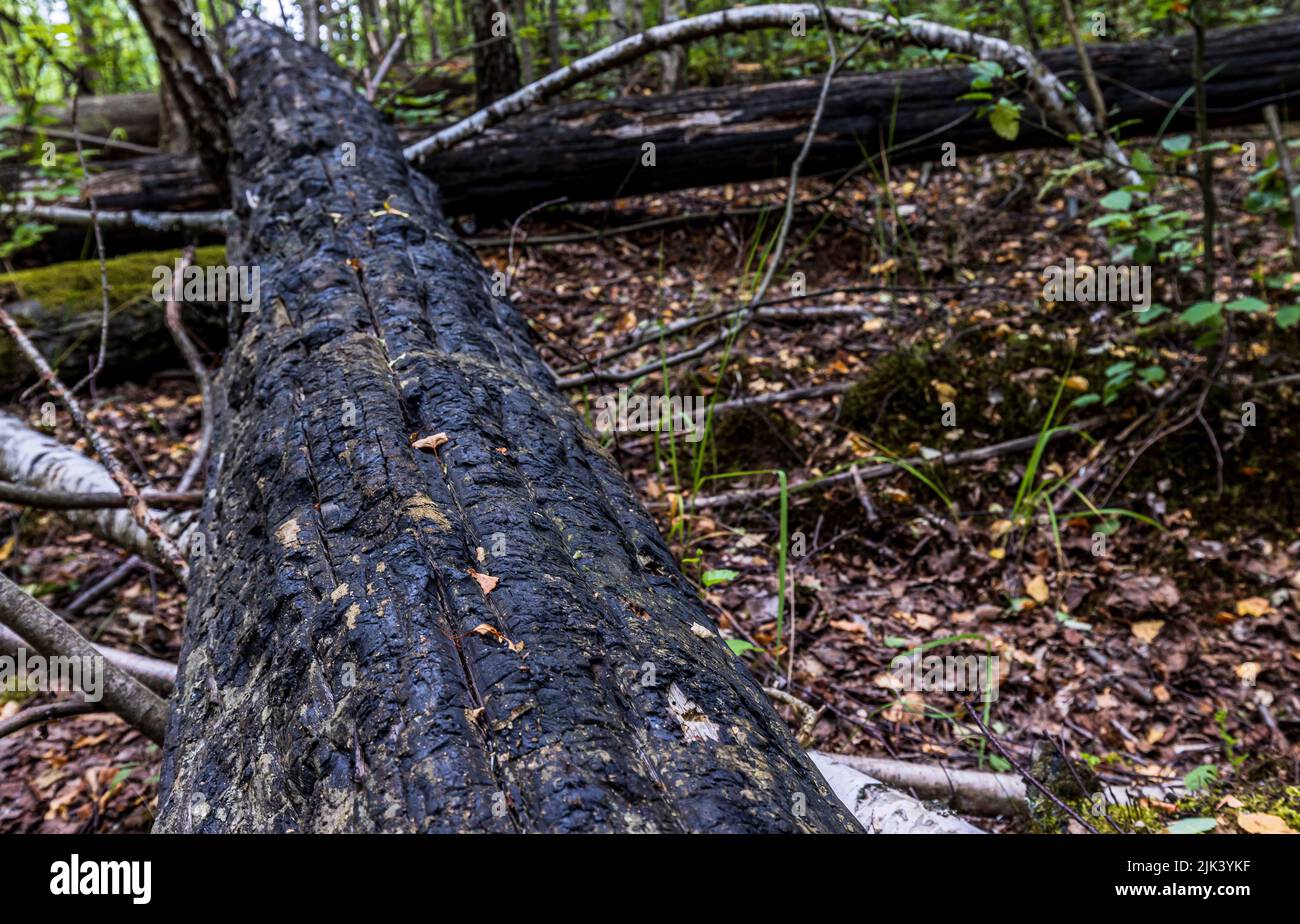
<box><xmin>155</xmin><ymin>21</ymin><xmax>857</xmax><ymax>834</ymax></box>
<box><xmin>83</xmin><ymin>20</ymin><xmax>1300</xmax><ymax>218</ymax></box>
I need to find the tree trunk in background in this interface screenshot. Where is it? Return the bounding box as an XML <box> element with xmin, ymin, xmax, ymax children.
<box><xmin>157</xmin><ymin>82</ymin><xmax>191</xmax><ymax>154</ymax></box>
<box><xmin>125</xmin><ymin>0</ymin><xmax>231</xmax><ymax>199</ymax></box>
<box><xmin>70</xmin><ymin>4</ymin><xmax>101</xmax><ymax>95</ymax></box>
<box><xmin>155</xmin><ymin>20</ymin><xmax>856</xmax><ymax>834</ymax></box>
<box><xmin>546</xmin><ymin>0</ymin><xmax>560</xmax><ymax>67</ymax></box>
<box><xmin>302</xmin><ymin>0</ymin><xmax>321</xmax><ymax>47</ymax></box>
<box><xmin>470</xmin><ymin>0</ymin><xmax>522</xmax><ymax>105</ymax></box>
<box><xmin>511</xmin><ymin>0</ymin><xmax>534</xmax><ymax>83</ymax></box>
<box><xmin>659</xmin><ymin>0</ymin><xmax>687</xmax><ymax>93</ymax></box>
<box><xmin>421</xmin><ymin>0</ymin><xmax>440</xmax><ymax>57</ymax></box>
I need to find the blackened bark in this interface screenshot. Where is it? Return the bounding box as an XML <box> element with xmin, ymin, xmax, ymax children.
<box><xmin>154</xmin><ymin>20</ymin><xmax>858</xmax><ymax>834</ymax></box>
<box><xmin>470</xmin><ymin>0</ymin><xmax>521</xmax><ymax>106</ymax></box>
<box><xmin>84</xmin><ymin>19</ymin><xmax>1300</xmax><ymax>219</ymax></box>
<box><xmin>125</xmin><ymin>0</ymin><xmax>232</xmax><ymax>200</ymax></box>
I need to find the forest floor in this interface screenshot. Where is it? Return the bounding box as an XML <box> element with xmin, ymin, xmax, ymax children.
<box><xmin>2</xmin><ymin>141</ymin><xmax>1298</xmax><ymax>833</ymax></box>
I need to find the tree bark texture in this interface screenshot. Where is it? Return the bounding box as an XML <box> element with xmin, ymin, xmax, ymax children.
<box><xmin>154</xmin><ymin>20</ymin><xmax>857</xmax><ymax>834</ymax></box>
<box><xmin>470</xmin><ymin>0</ymin><xmax>522</xmax><ymax>106</ymax></box>
<box><xmin>80</xmin><ymin>19</ymin><xmax>1300</xmax><ymax>219</ymax></box>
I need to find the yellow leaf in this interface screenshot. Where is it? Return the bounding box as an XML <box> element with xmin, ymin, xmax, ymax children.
<box><xmin>0</xmin><ymin>535</ymin><xmax>14</xmax><ymax>564</ymax></box>
<box><xmin>1026</xmin><ymin>574</ymin><xmax>1050</xmax><ymax>604</ymax></box>
<box><xmin>989</xmin><ymin>547</ymin><xmax>1006</xmax><ymax>560</ymax></box>
<box><xmin>1237</xmin><ymin>813</ymin><xmax>1297</xmax><ymax>834</ymax></box>
<box><xmin>931</xmin><ymin>380</ymin><xmax>958</xmax><ymax>403</ymax></box>
<box><xmin>1235</xmin><ymin>596</ymin><xmax>1271</xmax><ymax>618</ymax></box>
<box><xmin>1063</xmin><ymin>375</ymin><xmax>1089</xmax><ymax>392</ymax></box>
<box><xmin>1131</xmin><ymin>620</ymin><xmax>1165</xmax><ymax>644</ymax></box>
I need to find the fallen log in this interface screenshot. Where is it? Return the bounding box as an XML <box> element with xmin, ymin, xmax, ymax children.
<box><xmin>0</xmin><ymin>412</ymin><xmax>196</xmax><ymax>568</ymax></box>
<box><xmin>81</xmin><ymin>20</ymin><xmax>1300</xmax><ymax>219</ymax></box>
<box><xmin>155</xmin><ymin>21</ymin><xmax>857</xmax><ymax>834</ymax></box>
<box><xmin>0</xmin><ymin>247</ymin><xmax>228</xmax><ymax>395</ymax></box>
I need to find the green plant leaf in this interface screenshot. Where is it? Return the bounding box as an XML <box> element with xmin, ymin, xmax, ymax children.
<box><xmin>1099</xmin><ymin>189</ymin><xmax>1132</xmax><ymax>210</ymax></box>
<box><xmin>1224</xmin><ymin>296</ymin><xmax>1269</xmax><ymax>313</ymax></box>
<box><xmin>1166</xmin><ymin>817</ymin><xmax>1217</xmax><ymax>834</ymax></box>
<box><xmin>1182</xmin><ymin>764</ymin><xmax>1218</xmax><ymax>792</ymax></box>
<box><xmin>724</xmin><ymin>638</ymin><xmax>764</xmax><ymax>656</ymax></box>
<box><xmin>1180</xmin><ymin>301</ymin><xmax>1223</xmax><ymax>325</ymax></box>
<box><xmin>701</xmin><ymin>568</ymin><xmax>738</xmax><ymax>588</ymax></box>
<box><xmin>1276</xmin><ymin>305</ymin><xmax>1300</xmax><ymax>328</ymax></box>
<box><xmin>989</xmin><ymin>98</ymin><xmax>1020</xmax><ymax>141</ymax></box>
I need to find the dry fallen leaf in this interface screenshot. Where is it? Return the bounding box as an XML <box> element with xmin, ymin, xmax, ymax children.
<box><xmin>1131</xmin><ymin>620</ymin><xmax>1165</xmax><ymax>644</ymax></box>
<box><xmin>1026</xmin><ymin>574</ymin><xmax>1050</xmax><ymax>604</ymax></box>
<box><xmin>468</xmin><ymin>568</ymin><xmax>499</xmax><ymax>595</ymax></box>
<box><xmin>1235</xmin><ymin>661</ymin><xmax>1261</xmax><ymax>685</ymax></box>
<box><xmin>689</xmin><ymin>622</ymin><xmax>714</xmax><ymax>640</ymax></box>
<box><xmin>412</xmin><ymin>432</ymin><xmax>449</xmax><ymax>453</ymax></box>
<box><xmin>471</xmin><ymin>622</ymin><xmax>524</xmax><ymax>653</ymax></box>
<box><xmin>931</xmin><ymin>380</ymin><xmax>958</xmax><ymax>402</ymax></box>
<box><xmin>1237</xmin><ymin>812</ymin><xmax>1297</xmax><ymax>834</ymax></box>
<box><xmin>1235</xmin><ymin>596</ymin><xmax>1271</xmax><ymax>618</ymax></box>
<box><xmin>830</xmin><ymin>619</ymin><xmax>868</xmax><ymax>634</ymax></box>
<box><xmin>1063</xmin><ymin>374</ymin><xmax>1090</xmax><ymax>392</ymax></box>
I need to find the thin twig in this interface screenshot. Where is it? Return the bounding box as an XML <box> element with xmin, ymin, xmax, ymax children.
<box><xmin>164</xmin><ymin>246</ymin><xmax>212</xmax><ymax>493</ymax></box>
<box><xmin>0</xmin><ymin>699</ymin><xmax>102</xmax><ymax>740</ymax></box>
<box><xmin>965</xmin><ymin>703</ymin><xmax>1099</xmax><ymax>834</ymax></box>
<box><xmin>66</xmin><ymin>92</ymin><xmax>112</xmax><ymax>397</ymax></box>
<box><xmin>0</xmin><ymin>481</ymin><xmax>203</xmax><ymax>510</ymax></box>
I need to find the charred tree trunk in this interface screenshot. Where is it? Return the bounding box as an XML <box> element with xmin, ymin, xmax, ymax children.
<box><xmin>125</xmin><ymin>0</ymin><xmax>232</xmax><ymax>199</ymax></box>
<box><xmin>80</xmin><ymin>19</ymin><xmax>1300</xmax><ymax>219</ymax></box>
<box><xmin>155</xmin><ymin>20</ymin><xmax>856</xmax><ymax>834</ymax></box>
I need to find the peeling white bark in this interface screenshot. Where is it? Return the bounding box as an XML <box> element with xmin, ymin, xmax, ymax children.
<box><xmin>404</xmin><ymin>3</ymin><xmax>1139</xmax><ymax>186</ymax></box>
<box><xmin>811</xmin><ymin>751</ymin><xmax>986</xmax><ymax>833</ymax></box>
<box><xmin>0</xmin><ymin>412</ymin><xmax>195</xmax><ymax>571</ymax></box>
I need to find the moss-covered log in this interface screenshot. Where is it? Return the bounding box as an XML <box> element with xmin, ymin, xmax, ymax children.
<box><xmin>155</xmin><ymin>21</ymin><xmax>857</xmax><ymax>834</ymax></box>
<box><xmin>0</xmin><ymin>247</ymin><xmax>227</xmax><ymax>395</ymax></box>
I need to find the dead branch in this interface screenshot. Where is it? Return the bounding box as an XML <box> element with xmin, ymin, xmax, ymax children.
<box><xmin>405</xmin><ymin>3</ymin><xmax>1139</xmax><ymax>186</ymax></box>
<box><xmin>366</xmin><ymin>32</ymin><xmax>407</xmax><ymax>101</ymax></box>
<box><xmin>681</xmin><ymin>416</ymin><xmax>1104</xmax><ymax>510</ymax></box>
<box><xmin>0</xmin><ymin>316</ymin><xmax>190</xmax><ymax>580</ymax></box>
<box><xmin>163</xmin><ymin>246</ymin><xmax>212</xmax><ymax>492</ymax></box>
<box><xmin>0</xmin><ymin>480</ymin><xmax>202</xmax><ymax>510</ymax></box>
<box><xmin>0</xmin><ymin>413</ymin><xmax>197</xmax><ymax>569</ymax></box>
<box><xmin>0</xmin><ymin>201</ymin><xmax>231</xmax><ymax>233</ymax></box>
<box><xmin>0</xmin><ymin>572</ymin><xmax>168</xmax><ymax>742</ymax></box>
<box><xmin>0</xmin><ymin>624</ymin><xmax>175</xmax><ymax>696</ymax></box>
<box><xmin>0</xmin><ymin>699</ymin><xmax>102</xmax><ymax>740</ymax></box>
